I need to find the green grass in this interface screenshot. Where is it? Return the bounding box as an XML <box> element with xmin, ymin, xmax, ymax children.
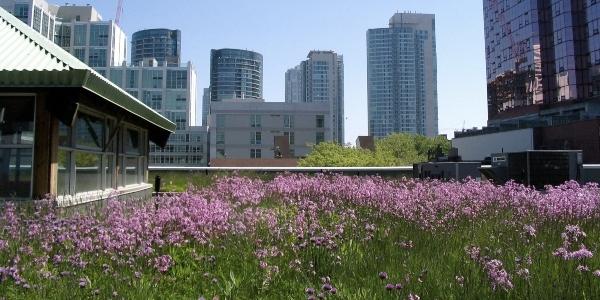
<box><xmin>149</xmin><ymin>171</ymin><xmax>276</xmax><ymax>192</ymax></box>
<box><xmin>2</xmin><ymin>178</ymin><xmax>600</xmax><ymax>299</ymax></box>
<box><xmin>4</xmin><ymin>212</ymin><xmax>600</xmax><ymax>299</ymax></box>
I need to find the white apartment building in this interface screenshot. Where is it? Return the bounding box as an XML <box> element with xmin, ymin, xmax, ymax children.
<box><xmin>53</xmin><ymin>5</ymin><xmax>126</xmax><ymax>74</ymax></box>
<box><xmin>0</xmin><ymin>0</ymin><xmax>56</xmax><ymax>40</ymax></box>
<box><xmin>106</xmin><ymin>60</ymin><xmax>207</xmax><ymax>166</ymax></box>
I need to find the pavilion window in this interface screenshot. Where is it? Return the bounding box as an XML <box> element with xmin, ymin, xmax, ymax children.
<box><xmin>120</xmin><ymin>126</ymin><xmax>146</xmax><ymax>186</ymax></box>
<box><xmin>57</xmin><ymin>109</ymin><xmax>116</xmax><ymax>196</ymax></box>
<box><xmin>0</xmin><ymin>96</ymin><xmax>35</xmax><ymax>199</ymax></box>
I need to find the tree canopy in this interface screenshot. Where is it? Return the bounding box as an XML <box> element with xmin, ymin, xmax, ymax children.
<box><xmin>299</xmin><ymin>133</ymin><xmax>451</xmax><ymax>167</ymax></box>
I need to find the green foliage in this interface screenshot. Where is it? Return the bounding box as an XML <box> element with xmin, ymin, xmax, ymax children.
<box><xmin>297</xmin><ymin>142</ymin><xmax>376</xmax><ymax>167</ymax></box>
<box><xmin>299</xmin><ymin>133</ymin><xmax>451</xmax><ymax>167</ymax></box>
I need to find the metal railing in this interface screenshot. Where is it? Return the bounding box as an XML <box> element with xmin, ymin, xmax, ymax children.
<box><xmin>149</xmin><ymin>165</ymin><xmax>600</xmax><ymax>182</ymax></box>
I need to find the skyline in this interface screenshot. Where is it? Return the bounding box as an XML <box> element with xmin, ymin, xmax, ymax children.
<box><xmin>58</xmin><ymin>0</ymin><xmax>488</xmax><ymax>142</ymax></box>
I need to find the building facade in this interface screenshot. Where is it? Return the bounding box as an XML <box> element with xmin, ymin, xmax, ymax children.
<box><xmin>285</xmin><ymin>51</ymin><xmax>344</xmax><ymax>144</ymax></box>
<box><xmin>131</xmin><ymin>28</ymin><xmax>181</xmax><ymax>67</ymax></box>
<box><xmin>105</xmin><ymin>61</ymin><xmax>208</xmax><ymax>166</ymax></box>
<box><xmin>210</xmin><ymin>48</ymin><xmax>263</xmax><ymax>101</ymax></box>
<box><xmin>483</xmin><ymin>0</ymin><xmax>600</xmax><ymax>124</ymax></box>
<box><xmin>367</xmin><ymin>12</ymin><xmax>438</xmax><ymax>138</ymax></box>
<box><xmin>52</xmin><ymin>5</ymin><xmax>126</xmax><ymax>74</ymax></box>
<box><xmin>209</xmin><ymin>99</ymin><xmax>332</xmax><ymax>160</ymax></box>
<box><xmin>0</xmin><ymin>0</ymin><xmax>55</xmax><ymax>40</ymax></box>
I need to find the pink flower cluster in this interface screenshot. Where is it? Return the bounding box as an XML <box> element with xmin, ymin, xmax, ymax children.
<box><xmin>553</xmin><ymin>225</ymin><xmax>594</xmax><ymax>261</ymax></box>
<box><xmin>484</xmin><ymin>259</ymin><xmax>514</xmax><ymax>291</ymax></box>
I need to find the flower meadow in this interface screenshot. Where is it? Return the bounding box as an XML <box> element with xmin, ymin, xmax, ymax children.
<box><xmin>1</xmin><ymin>174</ymin><xmax>600</xmax><ymax>299</ymax></box>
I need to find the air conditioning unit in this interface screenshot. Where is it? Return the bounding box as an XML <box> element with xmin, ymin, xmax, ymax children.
<box><xmin>480</xmin><ymin>150</ymin><xmax>582</xmax><ymax>188</ymax></box>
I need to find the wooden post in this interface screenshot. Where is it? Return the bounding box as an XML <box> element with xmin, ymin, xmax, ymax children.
<box><xmin>48</xmin><ymin>118</ymin><xmax>59</xmax><ymax>195</ymax></box>
<box><xmin>33</xmin><ymin>94</ymin><xmax>52</xmax><ymax>197</ymax></box>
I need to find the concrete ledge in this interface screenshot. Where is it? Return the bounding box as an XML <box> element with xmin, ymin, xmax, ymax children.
<box><xmin>56</xmin><ymin>183</ymin><xmax>153</xmax><ymax>207</ymax></box>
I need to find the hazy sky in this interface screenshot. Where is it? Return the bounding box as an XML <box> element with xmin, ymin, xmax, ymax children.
<box><xmin>67</xmin><ymin>0</ymin><xmax>488</xmax><ymax>142</ymax></box>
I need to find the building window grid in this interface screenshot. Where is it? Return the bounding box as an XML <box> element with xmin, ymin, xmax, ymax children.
<box><xmin>250</xmin><ymin>149</ymin><xmax>262</xmax><ymax>159</ymax></box>
<box><xmin>250</xmin><ymin>114</ymin><xmax>261</xmax><ymax>128</ymax></box>
<box><xmin>89</xmin><ymin>24</ymin><xmax>109</xmax><ymax>47</ymax></box>
<box><xmin>250</xmin><ymin>131</ymin><xmax>262</xmax><ymax>145</ymax></box>
<box><xmin>32</xmin><ymin>6</ymin><xmax>41</xmax><ymax>31</ymax></box>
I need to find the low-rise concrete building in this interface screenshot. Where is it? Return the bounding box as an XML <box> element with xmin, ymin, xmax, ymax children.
<box><xmin>453</xmin><ymin>119</ymin><xmax>600</xmax><ymax>163</ymax></box>
<box><xmin>208</xmin><ymin>99</ymin><xmax>331</xmax><ymax>161</ymax></box>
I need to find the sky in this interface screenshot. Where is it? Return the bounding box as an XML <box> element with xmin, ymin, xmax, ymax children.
<box><xmin>67</xmin><ymin>0</ymin><xmax>488</xmax><ymax>143</ymax></box>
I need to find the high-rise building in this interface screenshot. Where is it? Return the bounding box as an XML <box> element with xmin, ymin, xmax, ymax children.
<box><xmin>484</xmin><ymin>0</ymin><xmax>600</xmax><ymax>125</ymax></box>
<box><xmin>202</xmin><ymin>87</ymin><xmax>210</xmax><ymax>126</ymax></box>
<box><xmin>285</xmin><ymin>65</ymin><xmax>303</xmax><ymax>103</ymax></box>
<box><xmin>285</xmin><ymin>51</ymin><xmax>344</xmax><ymax>144</ymax></box>
<box><xmin>367</xmin><ymin>12</ymin><xmax>438</xmax><ymax>138</ymax></box>
<box><xmin>106</xmin><ymin>60</ymin><xmax>207</xmax><ymax>166</ymax></box>
<box><xmin>210</xmin><ymin>48</ymin><xmax>263</xmax><ymax>101</ymax></box>
<box><xmin>52</xmin><ymin>5</ymin><xmax>126</xmax><ymax>75</ymax></box>
<box><xmin>0</xmin><ymin>0</ymin><xmax>56</xmax><ymax>40</ymax></box>
<box><xmin>131</xmin><ymin>29</ymin><xmax>181</xmax><ymax>67</ymax></box>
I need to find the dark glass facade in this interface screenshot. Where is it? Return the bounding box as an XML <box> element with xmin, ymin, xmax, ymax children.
<box><xmin>210</xmin><ymin>49</ymin><xmax>263</xmax><ymax>101</ymax></box>
<box><xmin>131</xmin><ymin>29</ymin><xmax>181</xmax><ymax>67</ymax></box>
<box><xmin>484</xmin><ymin>0</ymin><xmax>600</xmax><ymax>122</ymax></box>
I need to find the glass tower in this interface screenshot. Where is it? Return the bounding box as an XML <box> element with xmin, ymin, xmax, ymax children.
<box><xmin>367</xmin><ymin>13</ymin><xmax>438</xmax><ymax>138</ymax></box>
<box><xmin>210</xmin><ymin>48</ymin><xmax>263</xmax><ymax>101</ymax></box>
<box><xmin>131</xmin><ymin>29</ymin><xmax>181</xmax><ymax>67</ymax></box>
<box><xmin>484</xmin><ymin>0</ymin><xmax>600</xmax><ymax>124</ymax></box>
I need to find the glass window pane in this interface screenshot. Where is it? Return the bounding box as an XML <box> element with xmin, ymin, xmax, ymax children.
<box><xmin>74</xmin><ymin>24</ymin><xmax>87</xmax><ymax>46</ymax></box>
<box><xmin>75</xmin><ymin>152</ymin><xmax>101</xmax><ymax>193</ymax></box>
<box><xmin>142</xmin><ymin>70</ymin><xmax>163</xmax><ymax>88</ymax></box>
<box><xmin>75</xmin><ymin>113</ymin><xmax>104</xmax><ymax>150</ymax></box>
<box><xmin>88</xmin><ymin>48</ymin><xmax>107</xmax><ymax>67</ymax></box>
<box><xmin>126</xmin><ymin>70</ymin><xmax>139</xmax><ymax>88</ymax></box>
<box><xmin>0</xmin><ymin>148</ymin><xmax>33</xmax><ymax>198</ymax></box>
<box><xmin>89</xmin><ymin>24</ymin><xmax>108</xmax><ymax>46</ymax></box>
<box><xmin>58</xmin><ymin>122</ymin><xmax>71</xmax><ymax>147</ymax></box>
<box><xmin>125</xmin><ymin>157</ymin><xmax>138</xmax><ymax>185</ymax></box>
<box><xmin>105</xmin><ymin>154</ymin><xmax>114</xmax><ymax>189</ymax></box>
<box><xmin>0</xmin><ymin>98</ymin><xmax>35</xmax><ymax>145</ymax></box>
<box><xmin>125</xmin><ymin>128</ymin><xmax>141</xmax><ymax>155</ymax></box>
<box><xmin>57</xmin><ymin>150</ymin><xmax>70</xmax><ymax>195</ymax></box>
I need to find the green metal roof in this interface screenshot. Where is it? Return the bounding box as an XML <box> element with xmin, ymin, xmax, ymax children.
<box><xmin>0</xmin><ymin>7</ymin><xmax>176</xmax><ymax>143</ymax></box>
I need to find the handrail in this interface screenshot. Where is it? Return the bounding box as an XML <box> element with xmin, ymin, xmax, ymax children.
<box><xmin>148</xmin><ymin>166</ymin><xmax>414</xmax><ymax>172</ymax></box>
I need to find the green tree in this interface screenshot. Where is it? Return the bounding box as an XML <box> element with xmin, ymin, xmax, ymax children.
<box><xmin>299</xmin><ymin>134</ymin><xmax>451</xmax><ymax>167</ymax></box>
<box><xmin>298</xmin><ymin>142</ymin><xmax>375</xmax><ymax>167</ymax></box>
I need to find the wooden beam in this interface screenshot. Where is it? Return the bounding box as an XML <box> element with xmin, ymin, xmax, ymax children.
<box><xmin>104</xmin><ymin>114</ymin><xmax>124</xmax><ymax>152</ymax></box>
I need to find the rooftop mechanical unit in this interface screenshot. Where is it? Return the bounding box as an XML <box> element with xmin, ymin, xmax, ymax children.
<box><xmin>413</xmin><ymin>162</ymin><xmax>482</xmax><ymax>181</ymax></box>
<box><xmin>480</xmin><ymin>150</ymin><xmax>582</xmax><ymax>188</ymax></box>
